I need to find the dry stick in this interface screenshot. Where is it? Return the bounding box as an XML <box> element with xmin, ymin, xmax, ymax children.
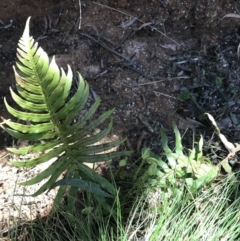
<box><xmin>138</xmin><ymin>76</ymin><xmax>191</xmax><ymax>85</ymax></box>
<box><xmin>153</xmin><ymin>91</ymin><xmax>180</xmax><ymax>100</ymax></box>
<box><xmin>81</xmin><ymin>33</ymin><xmax>179</xmax><ymax>81</ymax></box>
<box><xmin>78</xmin><ymin>0</ymin><xmax>82</xmax><ymax>29</ymax></box>
<box><xmin>85</xmin><ymin>1</ymin><xmax>180</xmax><ymax>45</ymax></box>
<box><xmin>121</xmin><ymin>62</ymin><xmax>155</xmax><ymax>80</ymax></box>
<box><xmin>137</xmin><ymin>130</ymin><xmax>146</xmax><ymax>153</ymax></box>
<box><xmin>62</xmin><ymin>16</ymin><xmax>79</xmax><ymax>42</ymax></box>
<box><xmin>218</xmin><ymin>143</ymin><xmax>240</xmax><ymax>174</ymax></box>
<box><xmin>0</xmin><ymin>153</ymin><xmax>11</xmax><ymax>160</ymax></box>
<box><xmin>81</xmin><ymin>33</ymin><xmax>154</xmax><ymax>79</ymax></box>
<box><xmin>141</xmin><ymin>94</ymin><xmax>146</xmax><ymax>110</ymax></box>
<box><xmin>80</xmin><ymin>33</ymin><xmax>131</xmax><ymax>61</ymax></box>
<box><xmin>138</xmin><ymin>113</ymin><xmax>154</xmax><ymax>133</ymax></box>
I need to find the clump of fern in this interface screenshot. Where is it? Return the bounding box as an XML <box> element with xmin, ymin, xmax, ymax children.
<box><xmin>141</xmin><ymin>123</ymin><xmax>219</xmax><ymax>203</ymax></box>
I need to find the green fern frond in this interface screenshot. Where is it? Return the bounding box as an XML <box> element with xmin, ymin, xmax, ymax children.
<box><xmin>2</xmin><ymin>17</ymin><xmax>131</xmax><ymax>204</ymax></box>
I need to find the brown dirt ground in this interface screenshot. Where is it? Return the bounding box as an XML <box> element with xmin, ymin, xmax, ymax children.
<box><xmin>1</xmin><ymin>0</ymin><xmax>240</xmax><ymax>237</ymax></box>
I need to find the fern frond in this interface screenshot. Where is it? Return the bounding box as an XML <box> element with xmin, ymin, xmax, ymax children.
<box><xmin>2</xmin><ymin>17</ymin><xmax>131</xmax><ymax>204</ymax></box>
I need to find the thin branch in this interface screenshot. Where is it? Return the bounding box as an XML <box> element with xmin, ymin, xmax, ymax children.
<box><xmin>78</xmin><ymin>0</ymin><xmax>82</xmax><ymax>29</ymax></box>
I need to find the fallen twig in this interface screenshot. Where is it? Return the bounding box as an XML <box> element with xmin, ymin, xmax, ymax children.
<box><xmin>80</xmin><ymin>32</ymin><xmax>131</xmax><ymax>61</ymax></box>
<box><xmin>138</xmin><ymin>113</ymin><xmax>154</xmax><ymax>133</ymax></box>
<box><xmin>137</xmin><ymin>130</ymin><xmax>146</xmax><ymax>153</ymax></box>
<box><xmin>78</xmin><ymin>0</ymin><xmax>82</xmax><ymax>29</ymax></box>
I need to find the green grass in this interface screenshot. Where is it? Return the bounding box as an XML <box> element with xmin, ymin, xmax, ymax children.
<box><xmin>146</xmin><ymin>176</ymin><xmax>240</xmax><ymax>241</ymax></box>
<box><xmin>7</xmin><ymin>172</ymin><xmax>240</xmax><ymax>241</ymax></box>
<box><xmin>4</xmin><ymin>121</ymin><xmax>240</xmax><ymax>241</ymax></box>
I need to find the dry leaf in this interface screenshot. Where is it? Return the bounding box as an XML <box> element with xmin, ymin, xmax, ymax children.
<box><xmin>205</xmin><ymin>113</ymin><xmax>220</xmax><ymax>134</ymax></box>
<box><xmin>222</xmin><ymin>13</ymin><xmax>240</xmax><ymax>19</ymax></box>
<box><xmin>219</xmin><ymin>133</ymin><xmax>235</xmax><ymax>152</ymax></box>
<box><xmin>120</xmin><ymin>17</ymin><xmax>138</xmax><ymax>28</ymax></box>
<box><xmin>159</xmin><ymin>43</ymin><xmax>180</xmax><ymax>51</ymax></box>
<box><xmin>206</xmin><ymin>113</ymin><xmax>235</xmax><ymax>152</ymax></box>
<box><xmin>90</xmin><ymin>88</ymin><xmax>98</xmax><ymax>100</ymax></box>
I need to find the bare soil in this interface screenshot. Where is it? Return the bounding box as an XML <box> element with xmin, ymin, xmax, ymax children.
<box><xmin>1</xmin><ymin>0</ymin><xmax>240</xmax><ymax>237</ymax></box>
